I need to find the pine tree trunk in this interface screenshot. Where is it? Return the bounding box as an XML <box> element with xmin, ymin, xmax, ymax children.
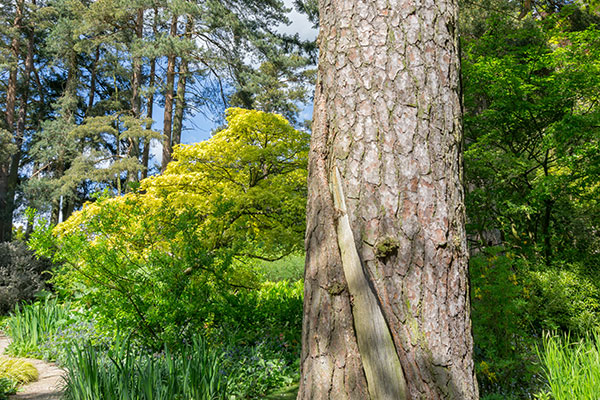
<box><xmin>142</xmin><ymin>8</ymin><xmax>159</xmax><ymax>180</ymax></box>
<box><xmin>0</xmin><ymin>0</ymin><xmax>24</xmax><ymax>242</ymax></box>
<box><xmin>6</xmin><ymin>9</ymin><xmax>35</xmax><ymax>238</ymax></box>
<box><xmin>161</xmin><ymin>15</ymin><xmax>178</xmax><ymax>171</ymax></box>
<box><xmin>5</xmin><ymin>2</ymin><xmax>21</xmax><ymax>132</ymax></box>
<box><xmin>142</xmin><ymin>56</ymin><xmax>155</xmax><ymax>180</ymax></box>
<box><xmin>131</xmin><ymin>8</ymin><xmax>143</xmax><ymax>120</ymax></box>
<box><xmin>172</xmin><ymin>17</ymin><xmax>193</xmax><ymax>148</ymax></box>
<box><xmin>299</xmin><ymin>1</ymin><xmax>478</xmax><ymax>399</ymax></box>
<box><xmin>86</xmin><ymin>46</ymin><xmax>100</xmax><ymax>116</ymax></box>
<box><xmin>127</xmin><ymin>7</ymin><xmax>144</xmax><ymax>183</ymax></box>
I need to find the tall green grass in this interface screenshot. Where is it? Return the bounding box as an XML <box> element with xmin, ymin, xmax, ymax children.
<box><xmin>537</xmin><ymin>331</ymin><xmax>600</xmax><ymax>400</ymax></box>
<box><xmin>5</xmin><ymin>297</ymin><xmax>71</xmax><ymax>357</ymax></box>
<box><xmin>62</xmin><ymin>335</ymin><xmax>228</xmax><ymax>400</ymax></box>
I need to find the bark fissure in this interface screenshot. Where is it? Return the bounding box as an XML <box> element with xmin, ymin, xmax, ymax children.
<box><xmin>331</xmin><ymin>166</ymin><xmax>407</xmax><ymax>400</ymax></box>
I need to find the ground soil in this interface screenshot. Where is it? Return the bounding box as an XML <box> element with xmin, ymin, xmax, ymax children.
<box><xmin>0</xmin><ymin>336</ymin><xmax>65</xmax><ymax>400</ymax></box>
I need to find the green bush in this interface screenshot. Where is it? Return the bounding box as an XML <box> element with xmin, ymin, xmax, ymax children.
<box><xmin>216</xmin><ymin>281</ymin><xmax>303</xmax><ymax>355</ymax></box>
<box><xmin>470</xmin><ymin>248</ymin><xmax>540</xmax><ymax>397</ymax></box>
<box><xmin>213</xmin><ymin>281</ymin><xmax>303</xmax><ymax>398</ymax></box>
<box><xmin>471</xmin><ymin>247</ymin><xmax>600</xmax><ymax>398</ymax></box>
<box><xmin>0</xmin><ymin>241</ymin><xmax>51</xmax><ymax>314</ymax></box>
<box><xmin>528</xmin><ymin>264</ymin><xmax>600</xmax><ymax>334</ymax></box>
<box><xmin>223</xmin><ymin>340</ymin><xmax>297</xmax><ymax>399</ymax></box>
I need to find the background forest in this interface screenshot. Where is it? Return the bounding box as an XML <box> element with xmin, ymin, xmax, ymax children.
<box><xmin>1</xmin><ymin>0</ymin><xmax>600</xmax><ymax>399</ymax></box>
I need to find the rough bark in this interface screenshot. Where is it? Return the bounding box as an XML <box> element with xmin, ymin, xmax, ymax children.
<box><xmin>299</xmin><ymin>0</ymin><xmax>478</xmax><ymax>399</ymax></box>
<box><xmin>161</xmin><ymin>15</ymin><xmax>178</xmax><ymax>172</ymax></box>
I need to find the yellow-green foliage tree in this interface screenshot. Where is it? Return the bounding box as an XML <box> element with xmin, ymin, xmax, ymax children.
<box><xmin>143</xmin><ymin>107</ymin><xmax>309</xmax><ymax>260</ymax></box>
<box><xmin>31</xmin><ymin>108</ymin><xmax>309</xmax><ymax>348</ymax></box>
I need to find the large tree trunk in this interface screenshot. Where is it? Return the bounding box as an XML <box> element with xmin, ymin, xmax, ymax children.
<box><xmin>161</xmin><ymin>15</ymin><xmax>178</xmax><ymax>172</ymax></box>
<box><xmin>299</xmin><ymin>1</ymin><xmax>478</xmax><ymax>399</ymax></box>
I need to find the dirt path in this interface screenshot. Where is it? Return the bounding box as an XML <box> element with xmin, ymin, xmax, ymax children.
<box><xmin>0</xmin><ymin>336</ymin><xmax>65</xmax><ymax>400</ymax></box>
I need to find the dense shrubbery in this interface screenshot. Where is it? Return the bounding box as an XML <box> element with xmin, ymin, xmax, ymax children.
<box><xmin>463</xmin><ymin>6</ymin><xmax>600</xmax><ymax>397</ymax></box>
<box><xmin>0</xmin><ymin>241</ymin><xmax>50</xmax><ymax>314</ymax></box>
<box><xmin>5</xmin><ymin>285</ymin><xmax>303</xmax><ymax>399</ymax></box>
<box><xmin>470</xmin><ymin>247</ymin><xmax>600</xmax><ymax>398</ymax></box>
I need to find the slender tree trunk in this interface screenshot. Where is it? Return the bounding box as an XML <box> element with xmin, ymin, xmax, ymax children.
<box><xmin>299</xmin><ymin>1</ymin><xmax>478</xmax><ymax>399</ymax></box>
<box><xmin>127</xmin><ymin>7</ymin><xmax>144</xmax><ymax>184</ymax></box>
<box><xmin>5</xmin><ymin>2</ymin><xmax>21</xmax><ymax>132</ymax></box>
<box><xmin>141</xmin><ymin>8</ymin><xmax>159</xmax><ymax>179</ymax></box>
<box><xmin>50</xmin><ymin>160</ymin><xmax>63</xmax><ymax>225</ymax></box>
<box><xmin>131</xmin><ymin>8</ymin><xmax>143</xmax><ymax>120</ymax></box>
<box><xmin>62</xmin><ymin>197</ymin><xmax>75</xmax><ymax>222</ymax></box>
<box><xmin>0</xmin><ymin>0</ymin><xmax>24</xmax><ymax>242</ymax></box>
<box><xmin>86</xmin><ymin>46</ymin><xmax>100</xmax><ymax>116</ymax></box>
<box><xmin>64</xmin><ymin>51</ymin><xmax>78</xmax><ymax>123</ymax></box>
<box><xmin>51</xmin><ymin>49</ymin><xmax>78</xmax><ymax>224</ymax></box>
<box><xmin>5</xmin><ymin>8</ymin><xmax>35</xmax><ymax>238</ymax></box>
<box><xmin>142</xmin><ymin>56</ymin><xmax>156</xmax><ymax>179</ymax></box>
<box><xmin>161</xmin><ymin>15</ymin><xmax>178</xmax><ymax>171</ymax></box>
<box><xmin>172</xmin><ymin>16</ymin><xmax>193</xmax><ymax>148</ymax></box>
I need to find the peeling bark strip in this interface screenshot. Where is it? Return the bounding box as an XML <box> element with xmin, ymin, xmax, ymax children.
<box><xmin>331</xmin><ymin>166</ymin><xmax>407</xmax><ymax>400</ymax></box>
<box><xmin>299</xmin><ymin>0</ymin><xmax>478</xmax><ymax>398</ymax></box>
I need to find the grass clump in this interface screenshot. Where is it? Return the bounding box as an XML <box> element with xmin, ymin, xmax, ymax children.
<box><xmin>62</xmin><ymin>334</ymin><xmax>227</xmax><ymax>400</ymax></box>
<box><xmin>0</xmin><ymin>357</ymin><xmax>39</xmax><ymax>399</ymax></box>
<box><xmin>0</xmin><ymin>356</ymin><xmax>39</xmax><ymax>384</ymax></box>
<box><xmin>536</xmin><ymin>331</ymin><xmax>600</xmax><ymax>400</ymax></box>
<box><xmin>5</xmin><ymin>297</ymin><xmax>71</xmax><ymax>358</ymax></box>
